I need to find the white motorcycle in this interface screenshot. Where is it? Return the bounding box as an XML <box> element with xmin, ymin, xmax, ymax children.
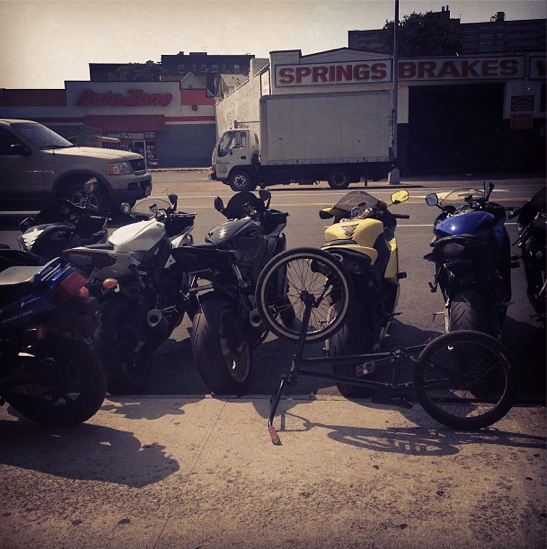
<box><xmin>65</xmin><ymin>194</ymin><xmax>196</xmax><ymax>394</ymax></box>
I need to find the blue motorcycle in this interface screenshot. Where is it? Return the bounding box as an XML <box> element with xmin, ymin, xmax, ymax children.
<box><xmin>424</xmin><ymin>182</ymin><xmax>514</xmax><ymax>336</ymax></box>
<box><xmin>0</xmin><ymin>250</ymin><xmax>107</xmax><ymax>426</ymax></box>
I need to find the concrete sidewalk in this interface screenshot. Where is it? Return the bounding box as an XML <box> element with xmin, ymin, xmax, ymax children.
<box><xmin>0</xmin><ymin>395</ymin><xmax>545</xmax><ymax>549</ymax></box>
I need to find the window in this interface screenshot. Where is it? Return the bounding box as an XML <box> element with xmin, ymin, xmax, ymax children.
<box><xmin>178</xmin><ymin>64</ymin><xmax>185</xmax><ymax>74</ymax></box>
<box><xmin>201</xmin><ymin>64</ymin><xmax>208</xmax><ymax>72</ymax></box>
<box><xmin>212</xmin><ymin>64</ymin><xmax>218</xmax><ymax>72</ymax></box>
<box><xmin>234</xmin><ymin>64</ymin><xmax>240</xmax><ymax>74</ymax></box>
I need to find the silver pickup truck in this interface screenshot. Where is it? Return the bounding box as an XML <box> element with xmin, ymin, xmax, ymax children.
<box><xmin>0</xmin><ymin>118</ymin><xmax>152</xmax><ymax>214</ymax></box>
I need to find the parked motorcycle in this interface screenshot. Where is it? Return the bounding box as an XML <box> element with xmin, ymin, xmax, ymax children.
<box><xmin>64</xmin><ymin>194</ymin><xmax>196</xmax><ymax>394</ymax></box>
<box><xmin>513</xmin><ymin>187</ymin><xmax>546</xmax><ymax>321</ymax></box>
<box><xmin>172</xmin><ymin>190</ymin><xmax>289</xmax><ymax>395</ymax></box>
<box><xmin>319</xmin><ymin>189</ymin><xmax>410</xmax><ymax>397</ymax></box>
<box><xmin>424</xmin><ymin>182</ymin><xmax>514</xmax><ymax>336</ymax></box>
<box><xmin>17</xmin><ymin>190</ymin><xmax>108</xmax><ymax>263</ymax></box>
<box><xmin>0</xmin><ymin>250</ymin><xmax>107</xmax><ymax>426</ymax></box>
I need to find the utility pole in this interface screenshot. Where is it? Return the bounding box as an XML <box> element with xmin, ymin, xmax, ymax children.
<box><xmin>389</xmin><ymin>0</ymin><xmax>401</xmax><ymax>184</ymax></box>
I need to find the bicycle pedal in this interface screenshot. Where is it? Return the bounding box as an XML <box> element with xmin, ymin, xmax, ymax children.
<box><xmin>370</xmin><ymin>395</ymin><xmax>413</xmax><ymax>409</ymax></box>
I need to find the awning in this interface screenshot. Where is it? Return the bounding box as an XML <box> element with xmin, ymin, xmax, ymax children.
<box><xmin>83</xmin><ymin>115</ymin><xmax>165</xmax><ymax>132</ymax></box>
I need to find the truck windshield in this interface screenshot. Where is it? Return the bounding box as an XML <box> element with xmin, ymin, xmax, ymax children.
<box><xmin>218</xmin><ymin>131</ymin><xmax>246</xmax><ymax>158</ymax></box>
<box><xmin>13</xmin><ymin>123</ymin><xmax>74</xmax><ymax>150</ymax></box>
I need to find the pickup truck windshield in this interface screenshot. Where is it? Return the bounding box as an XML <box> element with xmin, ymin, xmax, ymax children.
<box><xmin>13</xmin><ymin>123</ymin><xmax>74</xmax><ymax>150</ymax></box>
<box><xmin>218</xmin><ymin>131</ymin><xmax>246</xmax><ymax>158</ymax></box>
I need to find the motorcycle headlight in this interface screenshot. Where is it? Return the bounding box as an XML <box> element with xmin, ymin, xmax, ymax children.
<box><xmin>106</xmin><ymin>161</ymin><xmax>132</xmax><ymax>175</ymax></box>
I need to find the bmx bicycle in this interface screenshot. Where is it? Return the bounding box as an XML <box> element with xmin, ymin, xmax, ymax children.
<box><xmin>254</xmin><ymin>247</ymin><xmax>517</xmax><ymax>445</ymax></box>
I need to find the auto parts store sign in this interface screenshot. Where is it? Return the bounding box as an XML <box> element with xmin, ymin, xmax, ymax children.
<box><xmin>275</xmin><ymin>56</ymin><xmax>524</xmax><ymax>87</ymax></box>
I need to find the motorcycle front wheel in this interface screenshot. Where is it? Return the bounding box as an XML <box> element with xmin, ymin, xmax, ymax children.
<box><xmin>415</xmin><ymin>330</ymin><xmax>516</xmax><ymax>430</ymax></box>
<box><xmin>5</xmin><ymin>338</ymin><xmax>107</xmax><ymax>427</ymax></box>
<box><xmin>192</xmin><ymin>298</ymin><xmax>252</xmax><ymax>395</ymax></box>
<box><xmin>95</xmin><ymin>301</ymin><xmax>154</xmax><ymax>395</ymax></box>
<box><xmin>255</xmin><ymin>247</ymin><xmax>353</xmax><ymax>343</ymax></box>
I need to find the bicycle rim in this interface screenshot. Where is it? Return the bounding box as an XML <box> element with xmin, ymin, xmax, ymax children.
<box><xmin>415</xmin><ymin>330</ymin><xmax>516</xmax><ymax>430</ymax></box>
<box><xmin>255</xmin><ymin>247</ymin><xmax>353</xmax><ymax>343</ymax></box>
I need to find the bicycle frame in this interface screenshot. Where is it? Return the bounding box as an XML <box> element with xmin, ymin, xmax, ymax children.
<box><xmin>267</xmin><ymin>291</ymin><xmax>429</xmax><ymax>445</ymax></box>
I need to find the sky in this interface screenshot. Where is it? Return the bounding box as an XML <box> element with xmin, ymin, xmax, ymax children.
<box><xmin>1</xmin><ymin>0</ymin><xmax>545</xmax><ymax>89</ymax></box>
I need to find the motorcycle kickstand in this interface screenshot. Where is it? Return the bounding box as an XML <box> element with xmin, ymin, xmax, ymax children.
<box><xmin>267</xmin><ymin>291</ymin><xmax>315</xmax><ymax>446</ymax></box>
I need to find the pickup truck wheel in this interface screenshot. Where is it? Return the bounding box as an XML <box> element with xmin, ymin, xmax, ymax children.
<box><xmin>328</xmin><ymin>170</ymin><xmax>351</xmax><ymax>190</ymax></box>
<box><xmin>64</xmin><ymin>180</ymin><xmax>111</xmax><ymax>215</ymax></box>
<box><xmin>229</xmin><ymin>170</ymin><xmax>257</xmax><ymax>192</ymax></box>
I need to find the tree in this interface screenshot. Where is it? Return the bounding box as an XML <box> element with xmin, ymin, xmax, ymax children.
<box><xmin>382</xmin><ymin>11</ymin><xmax>462</xmax><ymax>56</ymax></box>
<box><xmin>112</xmin><ymin>60</ymin><xmax>167</xmax><ymax>82</ymax></box>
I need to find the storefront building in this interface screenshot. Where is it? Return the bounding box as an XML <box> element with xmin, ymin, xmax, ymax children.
<box><xmin>0</xmin><ymin>73</ymin><xmax>216</xmax><ymax>168</ymax></box>
<box><xmin>216</xmin><ymin>48</ymin><xmax>546</xmax><ymax>175</ymax></box>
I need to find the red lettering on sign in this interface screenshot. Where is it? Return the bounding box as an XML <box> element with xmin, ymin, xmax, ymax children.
<box><xmin>312</xmin><ymin>66</ymin><xmax>328</xmax><ymax>82</ymax></box>
<box><xmin>278</xmin><ymin>67</ymin><xmax>294</xmax><ymax>84</ymax></box>
<box><xmin>353</xmin><ymin>64</ymin><xmax>369</xmax><ymax>81</ymax></box>
<box><xmin>438</xmin><ymin>61</ymin><xmax>460</xmax><ymax>78</ymax></box>
<box><xmin>461</xmin><ymin>60</ymin><xmax>480</xmax><ymax>77</ymax></box>
<box><xmin>418</xmin><ymin>62</ymin><xmax>437</xmax><ymax>78</ymax></box>
<box><xmin>295</xmin><ymin>67</ymin><xmax>311</xmax><ymax>83</ymax></box>
<box><xmin>500</xmin><ymin>59</ymin><xmax>519</xmax><ymax>77</ymax></box>
<box><xmin>336</xmin><ymin>65</ymin><xmax>352</xmax><ymax>82</ymax></box>
<box><xmin>75</xmin><ymin>89</ymin><xmax>173</xmax><ymax>107</ymax></box>
<box><xmin>371</xmin><ymin>63</ymin><xmax>387</xmax><ymax>80</ymax></box>
<box><xmin>399</xmin><ymin>62</ymin><xmax>416</xmax><ymax>78</ymax></box>
<box><xmin>481</xmin><ymin>60</ymin><xmax>498</xmax><ymax>77</ymax></box>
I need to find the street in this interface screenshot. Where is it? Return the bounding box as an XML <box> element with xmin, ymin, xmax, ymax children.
<box><xmin>0</xmin><ymin>171</ymin><xmax>545</xmax><ymax>399</ymax></box>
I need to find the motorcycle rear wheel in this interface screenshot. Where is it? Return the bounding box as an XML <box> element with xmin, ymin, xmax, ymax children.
<box><xmin>5</xmin><ymin>338</ymin><xmax>107</xmax><ymax>427</ymax></box>
<box><xmin>95</xmin><ymin>301</ymin><xmax>154</xmax><ymax>395</ymax></box>
<box><xmin>448</xmin><ymin>290</ymin><xmax>500</xmax><ymax>336</ymax></box>
<box><xmin>192</xmin><ymin>298</ymin><xmax>252</xmax><ymax>395</ymax></box>
<box><xmin>415</xmin><ymin>330</ymin><xmax>516</xmax><ymax>430</ymax></box>
<box><xmin>328</xmin><ymin>300</ymin><xmax>379</xmax><ymax>398</ymax></box>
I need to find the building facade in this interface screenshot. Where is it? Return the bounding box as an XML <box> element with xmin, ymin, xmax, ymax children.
<box><xmin>0</xmin><ymin>72</ymin><xmax>216</xmax><ymax>168</ymax></box>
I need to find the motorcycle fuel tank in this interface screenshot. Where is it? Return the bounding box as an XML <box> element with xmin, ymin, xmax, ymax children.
<box><xmin>108</xmin><ymin>219</ymin><xmax>166</xmax><ymax>253</ymax></box>
<box><xmin>434</xmin><ymin>210</ymin><xmax>495</xmax><ymax>239</ymax></box>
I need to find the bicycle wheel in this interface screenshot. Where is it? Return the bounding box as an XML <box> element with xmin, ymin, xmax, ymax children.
<box><xmin>255</xmin><ymin>247</ymin><xmax>353</xmax><ymax>343</ymax></box>
<box><xmin>415</xmin><ymin>330</ymin><xmax>516</xmax><ymax>430</ymax></box>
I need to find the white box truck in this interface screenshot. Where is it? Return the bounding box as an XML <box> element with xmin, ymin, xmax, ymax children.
<box><xmin>210</xmin><ymin>90</ymin><xmax>394</xmax><ymax>191</ymax></box>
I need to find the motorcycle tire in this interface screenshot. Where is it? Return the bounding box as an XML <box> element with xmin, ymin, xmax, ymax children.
<box><xmin>415</xmin><ymin>330</ymin><xmax>516</xmax><ymax>430</ymax></box>
<box><xmin>192</xmin><ymin>298</ymin><xmax>252</xmax><ymax>395</ymax></box>
<box><xmin>328</xmin><ymin>300</ymin><xmax>379</xmax><ymax>398</ymax></box>
<box><xmin>448</xmin><ymin>290</ymin><xmax>500</xmax><ymax>336</ymax></box>
<box><xmin>5</xmin><ymin>338</ymin><xmax>107</xmax><ymax>427</ymax></box>
<box><xmin>95</xmin><ymin>301</ymin><xmax>154</xmax><ymax>395</ymax></box>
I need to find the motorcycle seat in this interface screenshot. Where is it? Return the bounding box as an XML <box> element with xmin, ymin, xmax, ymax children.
<box><xmin>0</xmin><ymin>265</ymin><xmax>41</xmax><ymax>307</ymax></box>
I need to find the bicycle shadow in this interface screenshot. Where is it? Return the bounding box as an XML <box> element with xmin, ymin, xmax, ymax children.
<box><xmin>275</xmin><ymin>408</ymin><xmax>546</xmax><ymax>457</ymax></box>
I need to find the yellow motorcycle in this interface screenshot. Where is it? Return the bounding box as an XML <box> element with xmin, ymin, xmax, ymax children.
<box><xmin>319</xmin><ymin>189</ymin><xmax>410</xmax><ymax>397</ymax></box>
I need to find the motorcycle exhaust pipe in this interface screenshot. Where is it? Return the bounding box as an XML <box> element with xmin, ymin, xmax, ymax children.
<box><xmin>147</xmin><ymin>309</ymin><xmax>169</xmax><ymax>332</ymax></box>
<box><xmin>249</xmin><ymin>309</ymin><xmax>263</xmax><ymax>329</ymax></box>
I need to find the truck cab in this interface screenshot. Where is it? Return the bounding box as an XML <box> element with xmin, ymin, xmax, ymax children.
<box><xmin>210</xmin><ymin>129</ymin><xmax>259</xmax><ymax>191</ymax></box>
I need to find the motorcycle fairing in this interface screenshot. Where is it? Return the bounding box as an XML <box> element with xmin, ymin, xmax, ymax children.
<box><xmin>434</xmin><ymin>210</ymin><xmax>495</xmax><ymax>239</ymax></box>
<box><xmin>108</xmin><ymin>219</ymin><xmax>166</xmax><ymax>252</ymax></box>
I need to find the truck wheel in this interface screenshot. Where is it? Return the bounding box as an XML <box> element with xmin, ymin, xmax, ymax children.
<box><xmin>328</xmin><ymin>170</ymin><xmax>350</xmax><ymax>190</ymax></box>
<box><xmin>229</xmin><ymin>170</ymin><xmax>257</xmax><ymax>192</ymax></box>
<box><xmin>64</xmin><ymin>179</ymin><xmax>111</xmax><ymax>215</ymax></box>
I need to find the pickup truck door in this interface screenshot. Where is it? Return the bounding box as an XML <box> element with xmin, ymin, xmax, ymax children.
<box><xmin>0</xmin><ymin>126</ymin><xmax>44</xmax><ymax>203</ymax></box>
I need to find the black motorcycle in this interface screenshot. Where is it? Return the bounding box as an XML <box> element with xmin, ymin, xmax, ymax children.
<box><xmin>172</xmin><ymin>190</ymin><xmax>289</xmax><ymax>394</ymax></box>
<box><xmin>17</xmin><ymin>188</ymin><xmax>108</xmax><ymax>263</ymax></box>
<box><xmin>424</xmin><ymin>182</ymin><xmax>515</xmax><ymax>336</ymax></box>
<box><xmin>0</xmin><ymin>250</ymin><xmax>106</xmax><ymax>426</ymax></box>
<box><xmin>513</xmin><ymin>187</ymin><xmax>546</xmax><ymax>322</ymax></box>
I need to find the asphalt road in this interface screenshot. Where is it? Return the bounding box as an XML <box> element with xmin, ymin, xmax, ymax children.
<box><xmin>1</xmin><ymin>171</ymin><xmax>545</xmax><ymax>400</ymax></box>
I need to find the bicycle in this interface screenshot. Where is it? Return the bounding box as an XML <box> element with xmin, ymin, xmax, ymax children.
<box><xmin>255</xmin><ymin>247</ymin><xmax>517</xmax><ymax>445</ymax></box>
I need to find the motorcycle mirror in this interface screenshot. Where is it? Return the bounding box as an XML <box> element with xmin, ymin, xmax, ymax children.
<box><xmin>168</xmin><ymin>193</ymin><xmax>178</xmax><ymax>210</ymax></box>
<box><xmin>84</xmin><ymin>177</ymin><xmax>98</xmax><ymax>193</ymax></box>
<box><xmin>120</xmin><ymin>202</ymin><xmax>132</xmax><ymax>216</ymax></box>
<box><xmin>258</xmin><ymin>189</ymin><xmax>271</xmax><ymax>208</ymax></box>
<box><xmin>214</xmin><ymin>196</ymin><xmax>225</xmax><ymax>212</ymax></box>
<box><xmin>319</xmin><ymin>208</ymin><xmax>334</xmax><ymax>219</ymax></box>
<box><xmin>425</xmin><ymin>193</ymin><xmax>439</xmax><ymax>207</ymax></box>
<box><xmin>390</xmin><ymin>190</ymin><xmax>409</xmax><ymax>205</ymax></box>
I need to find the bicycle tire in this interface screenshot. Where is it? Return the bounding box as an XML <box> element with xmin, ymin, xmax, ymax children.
<box><xmin>255</xmin><ymin>247</ymin><xmax>353</xmax><ymax>343</ymax></box>
<box><xmin>415</xmin><ymin>330</ymin><xmax>516</xmax><ymax>430</ymax></box>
